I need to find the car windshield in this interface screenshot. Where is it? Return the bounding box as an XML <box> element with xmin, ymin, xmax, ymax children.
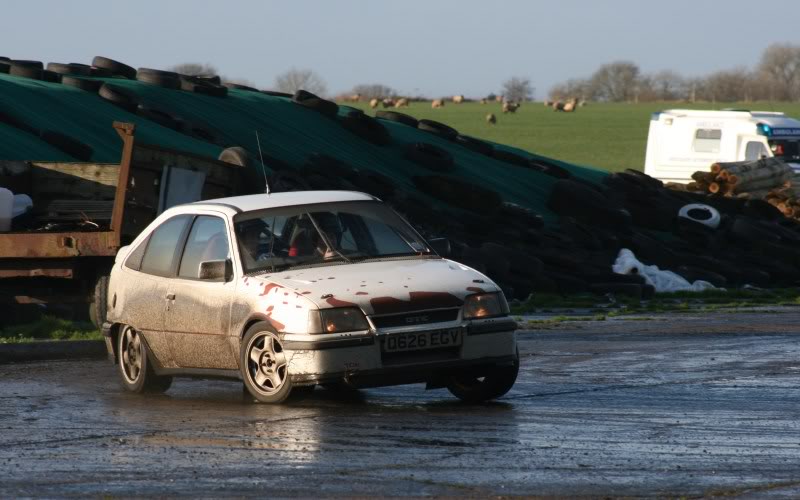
<box><xmin>233</xmin><ymin>200</ymin><xmax>432</xmax><ymax>274</ymax></box>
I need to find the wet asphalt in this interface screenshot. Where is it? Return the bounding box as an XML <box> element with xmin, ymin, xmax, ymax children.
<box><xmin>2</xmin><ymin>311</ymin><xmax>800</xmax><ymax>497</ymax></box>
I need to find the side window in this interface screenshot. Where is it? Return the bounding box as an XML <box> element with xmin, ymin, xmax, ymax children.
<box><xmin>124</xmin><ymin>234</ymin><xmax>150</xmax><ymax>271</ymax></box>
<box><xmin>692</xmin><ymin>128</ymin><xmax>721</xmax><ymax>153</ymax></box>
<box><xmin>745</xmin><ymin>141</ymin><xmax>767</xmax><ymax>161</ymax></box>
<box><xmin>178</xmin><ymin>216</ymin><xmax>229</xmax><ymax>279</ymax></box>
<box><xmin>139</xmin><ymin>215</ymin><xmax>192</xmax><ymax>277</ymax></box>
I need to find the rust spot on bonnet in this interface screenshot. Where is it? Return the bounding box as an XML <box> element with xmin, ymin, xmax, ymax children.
<box><xmin>356</xmin><ymin>291</ymin><xmax>369</xmax><ymax>295</ymax></box>
<box><xmin>370</xmin><ymin>292</ymin><xmax>463</xmax><ymax>315</ymax></box>
<box><xmin>466</xmin><ymin>287</ymin><xmax>485</xmax><ymax>293</ymax></box>
<box><xmin>326</xmin><ymin>296</ymin><xmax>358</xmax><ymax>307</ymax></box>
<box><xmin>328</xmin><ymin>277</ymin><xmax>335</xmax><ymax>280</ymax></box>
<box><xmin>302</xmin><ymin>291</ymin><xmax>312</xmax><ymax>294</ymax></box>
<box><xmin>260</xmin><ymin>283</ymin><xmax>283</xmax><ymax>296</ymax></box>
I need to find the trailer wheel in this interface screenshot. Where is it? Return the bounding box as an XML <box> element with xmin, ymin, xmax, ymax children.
<box><xmin>89</xmin><ymin>275</ymin><xmax>109</xmax><ymax>329</ymax></box>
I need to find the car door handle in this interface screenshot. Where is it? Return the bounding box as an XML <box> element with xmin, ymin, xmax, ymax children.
<box><xmin>165</xmin><ymin>293</ymin><xmax>176</xmax><ymax>300</ymax></box>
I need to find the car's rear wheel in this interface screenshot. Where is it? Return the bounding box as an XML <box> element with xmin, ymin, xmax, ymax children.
<box><xmin>117</xmin><ymin>325</ymin><xmax>172</xmax><ymax>393</ymax></box>
<box><xmin>241</xmin><ymin>323</ymin><xmax>293</xmax><ymax>403</ymax></box>
<box><xmin>446</xmin><ymin>349</ymin><xmax>519</xmax><ymax>403</ymax></box>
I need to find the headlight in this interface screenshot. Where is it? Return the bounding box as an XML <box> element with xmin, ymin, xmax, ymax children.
<box><xmin>463</xmin><ymin>292</ymin><xmax>509</xmax><ymax>319</ymax></box>
<box><xmin>308</xmin><ymin>308</ymin><xmax>369</xmax><ymax>334</ymax></box>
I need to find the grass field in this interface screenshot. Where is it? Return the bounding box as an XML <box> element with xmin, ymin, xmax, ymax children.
<box><xmin>346</xmin><ymin>101</ymin><xmax>800</xmax><ymax>172</ymax></box>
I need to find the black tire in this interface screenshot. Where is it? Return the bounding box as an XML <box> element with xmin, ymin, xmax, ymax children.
<box><xmin>529</xmin><ymin>158</ymin><xmax>571</xmax><ymax>179</ymax></box>
<box><xmin>413</xmin><ymin>175</ymin><xmax>502</xmax><ymax>212</ymax></box>
<box><xmin>136</xmin><ymin>104</ymin><xmax>182</xmax><ymax>130</ymax></box>
<box><xmin>492</xmin><ymin>149</ymin><xmax>529</xmax><ymax>167</ymax></box>
<box><xmin>375</xmin><ymin>110</ymin><xmax>418</xmax><ymax>128</ymax></box>
<box><xmin>548</xmin><ymin>179</ymin><xmax>630</xmax><ymax>228</ymax></box>
<box><xmin>262</xmin><ymin>89</ymin><xmax>292</xmax><ymax>98</ymax></box>
<box><xmin>728</xmin><ymin>216</ymin><xmax>781</xmax><ymax>244</ymax></box>
<box><xmin>0</xmin><ymin>110</ymin><xmax>39</xmax><ymax>135</ymax></box>
<box><xmin>446</xmin><ymin>347</ymin><xmax>519</xmax><ymax>402</ymax></box>
<box><xmin>269</xmin><ymin>170</ymin><xmax>312</xmax><ymax>192</ymax></box>
<box><xmin>350</xmin><ymin>171</ymin><xmax>396</xmax><ymax>199</ymax></box>
<box><xmin>92</xmin><ymin>56</ymin><xmax>137</xmax><ymax>79</ymax></box>
<box><xmin>455</xmin><ymin>135</ymin><xmax>494</xmax><ymax>156</ymax></box>
<box><xmin>240</xmin><ymin>322</ymin><xmax>293</xmax><ymax>404</ymax></box>
<box><xmin>117</xmin><ymin>324</ymin><xmax>173</xmax><ymax>394</ymax></box>
<box><xmin>89</xmin><ymin>275</ymin><xmax>109</xmax><ymax>329</ymax></box>
<box><xmin>292</xmin><ymin>89</ymin><xmax>339</xmax><ymax>118</ymax></box>
<box><xmin>99</xmin><ymin>83</ymin><xmax>139</xmax><ymax>112</ymax></box>
<box><xmin>303</xmin><ymin>153</ymin><xmax>359</xmax><ymax>181</ymax></box>
<box><xmin>340</xmin><ymin>111</ymin><xmax>391</xmax><ymax>146</ymax></box>
<box><xmin>41</xmin><ymin>70</ymin><xmax>60</xmax><ymax>83</ymax></box>
<box><xmin>405</xmin><ymin>142</ymin><xmax>455</xmax><ymax>172</ymax></box>
<box><xmin>179</xmin><ymin>76</ymin><xmax>228</xmax><ymax>97</ymax></box>
<box><xmin>497</xmin><ymin>202</ymin><xmax>544</xmax><ymax>229</ymax></box>
<box><xmin>89</xmin><ymin>66</ymin><xmax>113</xmax><ymax>77</ymax></box>
<box><xmin>224</xmin><ymin>82</ymin><xmax>260</xmax><ymax>92</ymax></box>
<box><xmin>218</xmin><ymin>146</ymin><xmax>254</xmax><ymax>168</ymax></box>
<box><xmin>742</xmin><ymin>198</ymin><xmax>783</xmax><ymax>221</ymax></box>
<box><xmin>0</xmin><ymin>62</ymin><xmax>8</xmax><ymax>74</ymax></box>
<box><xmin>9</xmin><ymin>63</ymin><xmax>43</xmax><ymax>80</ymax></box>
<box><xmin>39</xmin><ymin>130</ymin><xmax>93</xmax><ymax>161</ymax></box>
<box><xmin>10</xmin><ymin>59</ymin><xmax>43</xmax><ymax>68</ymax></box>
<box><xmin>46</xmin><ymin>62</ymin><xmax>91</xmax><ymax>76</ymax></box>
<box><xmin>195</xmin><ymin>75</ymin><xmax>221</xmax><ymax>85</ymax></box>
<box><xmin>61</xmin><ymin>76</ymin><xmax>103</xmax><ymax>93</ymax></box>
<box><xmin>417</xmin><ymin>119</ymin><xmax>458</xmax><ymax>141</ymax></box>
<box><xmin>136</xmin><ymin>68</ymin><xmax>180</xmax><ymax>89</ymax></box>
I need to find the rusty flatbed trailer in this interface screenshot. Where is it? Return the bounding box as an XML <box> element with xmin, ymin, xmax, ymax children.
<box><xmin>0</xmin><ymin>122</ymin><xmax>241</xmax><ymax>325</ymax></box>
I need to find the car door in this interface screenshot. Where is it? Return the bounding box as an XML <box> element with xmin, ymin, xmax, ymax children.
<box><xmin>163</xmin><ymin>214</ymin><xmax>238</xmax><ymax>370</ymax></box>
<box><xmin>122</xmin><ymin>214</ymin><xmax>194</xmax><ymax>368</ymax></box>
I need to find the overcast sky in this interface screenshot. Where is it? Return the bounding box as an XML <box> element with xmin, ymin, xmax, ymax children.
<box><xmin>4</xmin><ymin>0</ymin><xmax>797</xmax><ymax>98</ymax></box>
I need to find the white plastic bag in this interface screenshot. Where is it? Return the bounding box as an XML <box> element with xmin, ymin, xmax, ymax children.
<box><xmin>612</xmin><ymin>248</ymin><xmax>717</xmax><ymax>293</ymax></box>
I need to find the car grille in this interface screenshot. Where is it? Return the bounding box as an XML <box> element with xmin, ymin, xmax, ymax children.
<box><xmin>370</xmin><ymin>308</ymin><xmax>460</xmax><ymax>329</ymax></box>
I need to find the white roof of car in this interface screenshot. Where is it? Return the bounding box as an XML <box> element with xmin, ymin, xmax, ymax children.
<box><xmin>188</xmin><ymin>190</ymin><xmax>378</xmax><ymax>213</ymax></box>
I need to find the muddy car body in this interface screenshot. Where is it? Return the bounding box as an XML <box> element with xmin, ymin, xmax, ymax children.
<box><xmin>103</xmin><ymin>191</ymin><xmax>519</xmax><ymax>403</ymax></box>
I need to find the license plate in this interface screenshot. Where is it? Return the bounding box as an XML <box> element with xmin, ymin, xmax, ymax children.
<box><xmin>382</xmin><ymin>328</ymin><xmax>463</xmax><ymax>353</ymax></box>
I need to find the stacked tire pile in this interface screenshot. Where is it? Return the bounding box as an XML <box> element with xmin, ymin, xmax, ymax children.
<box><xmin>5</xmin><ymin>56</ymin><xmax>800</xmax><ymax>298</ymax></box>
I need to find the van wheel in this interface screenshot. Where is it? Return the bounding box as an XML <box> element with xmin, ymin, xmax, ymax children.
<box><xmin>446</xmin><ymin>348</ymin><xmax>519</xmax><ymax>403</ymax></box>
<box><xmin>241</xmin><ymin>322</ymin><xmax>293</xmax><ymax>403</ymax></box>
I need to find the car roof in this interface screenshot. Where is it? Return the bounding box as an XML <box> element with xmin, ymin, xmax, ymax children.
<box><xmin>185</xmin><ymin>190</ymin><xmax>379</xmax><ymax>214</ymax></box>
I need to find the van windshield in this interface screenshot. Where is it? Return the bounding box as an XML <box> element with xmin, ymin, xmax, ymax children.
<box><xmin>233</xmin><ymin>200</ymin><xmax>432</xmax><ymax>274</ymax></box>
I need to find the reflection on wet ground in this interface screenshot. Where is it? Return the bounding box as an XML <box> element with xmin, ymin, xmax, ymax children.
<box><xmin>2</xmin><ymin>311</ymin><xmax>800</xmax><ymax>496</ymax></box>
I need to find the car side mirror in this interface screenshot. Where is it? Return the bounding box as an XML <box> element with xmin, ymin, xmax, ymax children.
<box><xmin>199</xmin><ymin>259</ymin><xmax>233</xmax><ymax>282</ymax></box>
<box><xmin>428</xmin><ymin>238</ymin><xmax>451</xmax><ymax>257</ymax></box>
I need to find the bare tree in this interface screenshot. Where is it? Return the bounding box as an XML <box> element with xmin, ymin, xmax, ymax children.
<box><xmin>700</xmin><ymin>68</ymin><xmax>753</xmax><ymax>102</ymax></box>
<box><xmin>758</xmin><ymin>43</ymin><xmax>800</xmax><ymax>100</ymax></box>
<box><xmin>170</xmin><ymin>63</ymin><xmax>219</xmax><ymax>76</ymax></box>
<box><xmin>351</xmin><ymin>84</ymin><xmax>396</xmax><ymax>99</ymax></box>
<box><xmin>501</xmin><ymin>77</ymin><xmax>534</xmax><ymax>102</ymax></box>
<box><xmin>590</xmin><ymin>61</ymin><xmax>640</xmax><ymax>102</ymax></box>
<box><xmin>650</xmin><ymin>70</ymin><xmax>686</xmax><ymax>101</ymax></box>
<box><xmin>275</xmin><ymin>68</ymin><xmax>327</xmax><ymax>96</ymax></box>
<box><xmin>549</xmin><ymin>78</ymin><xmax>592</xmax><ymax>101</ymax></box>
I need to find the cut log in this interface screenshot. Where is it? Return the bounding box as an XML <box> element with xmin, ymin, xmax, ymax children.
<box><xmin>725</xmin><ymin>162</ymin><xmax>792</xmax><ymax>186</ymax></box>
<box><xmin>691</xmin><ymin>171</ymin><xmax>716</xmax><ymax>183</ymax></box>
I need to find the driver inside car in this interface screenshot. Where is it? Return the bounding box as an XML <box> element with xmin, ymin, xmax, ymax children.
<box><xmin>288</xmin><ymin>213</ymin><xmax>343</xmax><ymax>259</ymax></box>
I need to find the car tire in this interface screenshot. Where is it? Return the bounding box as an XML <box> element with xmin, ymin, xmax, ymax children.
<box><xmin>454</xmin><ymin>134</ymin><xmax>494</xmax><ymax>156</ymax></box>
<box><xmin>89</xmin><ymin>275</ymin><xmax>109</xmax><ymax>329</ymax></box>
<box><xmin>340</xmin><ymin>111</ymin><xmax>391</xmax><ymax>146</ymax></box>
<box><xmin>61</xmin><ymin>76</ymin><xmax>103</xmax><ymax>93</ymax></box>
<box><xmin>99</xmin><ymin>83</ymin><xmax>138</xmax><ymax>112</ymax></box>
<box><xmin>92</xmin><ymin>56</ymin><xmax>137</xmax><ymax>79</ymax></box>
<box><xmin>292</xmin><ymin>89</ymin><xmax>339</xmax><ymax>119</ymax></box>
<box><xmin>405</xmin><ymin>142</ymin><xmax>455</xmax><ymax>172</ymax></box>
<box><xmin>417</xmin><ymin>119</ymin><xmax>458</xmax><ymax>141</ymax></box>
<box><xmin>491</xmin><ymin>149</ymin><xmax>529</xmax><ymax>167</ymax></box>
<box><xmin>136</xmin><ymin>68</ymin><xmax>180</xmax><ymax>89</ymax></box>
<box><xmin>117</xmin><ymin>324</ymin><xmax>173</xmax><ymax>393</ymax></box>
<box><xmin>375</xmin><ymin>110</ymin><xmax>418</xmax><ymax>128</ymax></box>
<box><xmin>446</xmin><ymin>347</ymin><xmax>519</xmax><ymax>403</ymax></box>
<box><xmin>240</xmin><ymin>322</ymin><xmax>293</xmax><ymax>404</ymax></box>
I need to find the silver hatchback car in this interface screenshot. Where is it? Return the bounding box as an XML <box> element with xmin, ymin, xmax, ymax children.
<box><xmin>103</xmin><ymin>191</ymin><xmax>519</xmax><ymax>403</ymax></box>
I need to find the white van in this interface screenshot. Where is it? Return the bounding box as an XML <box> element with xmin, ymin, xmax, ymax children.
<box><xmin>644</xmin><ymin>109</ymin><xmax>800</xmax><ymax>183</ymax></box>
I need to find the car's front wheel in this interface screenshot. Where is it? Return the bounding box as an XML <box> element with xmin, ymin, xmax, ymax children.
<box><xmin>117</xmin><ymin>324</ymin><xmax>172</xmax><ymax>393</ymax></box>
<box><xmin>446</xmin><ymin>349</ymin><xmax>519</xmax><ymax>403</ymax></box>
<box><xmin>241</xmin><ymin>323</ymin><xmax>293</xmax><ymax>403</ymax></box>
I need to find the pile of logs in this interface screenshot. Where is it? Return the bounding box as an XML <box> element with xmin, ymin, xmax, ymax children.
<box><xmin>683</xmin><ymin>157</ymin><xmax>793</xmax><ymax>197</ymax></box>
<box><xmin>672</xmin><ymin>157</ymin><xmax>800</xmax><ymax>220</ymax></box>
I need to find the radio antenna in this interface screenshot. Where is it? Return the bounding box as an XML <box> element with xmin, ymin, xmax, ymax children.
<box><xmin>255</xmin><ymin>130</ymin><xmax>270</xmax><ymax>195</ymax></box>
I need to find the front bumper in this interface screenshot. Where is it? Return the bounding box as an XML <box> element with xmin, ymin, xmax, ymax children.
<box><xmin>283</xmin><ymin>318</ymin><xmax>518</xmax><ymax>387</ymax></box>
